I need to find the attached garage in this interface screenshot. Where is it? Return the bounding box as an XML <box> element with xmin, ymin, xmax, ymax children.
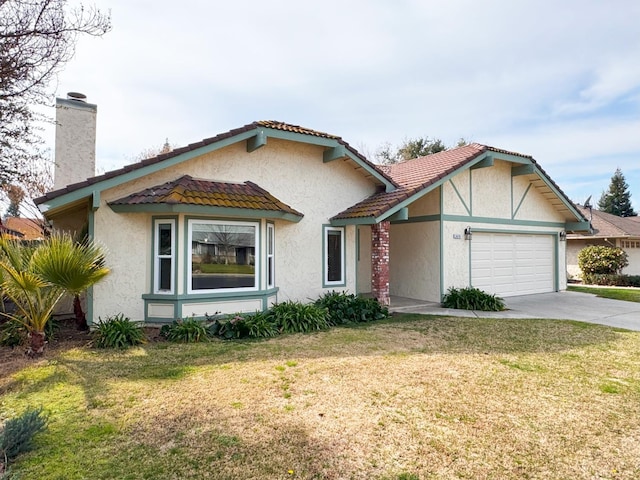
<box><xmin>471</xmin><ymin>233</ymin><xmax>555</xmax><ymax>297</ymax></box>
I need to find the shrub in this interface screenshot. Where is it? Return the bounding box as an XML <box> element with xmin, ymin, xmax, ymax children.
<box><xmin>0</xmin><ymin>319</ymin><xmax>26</xmax><ymax>348</ymax></box>
<box><xmin>578</xmin><ymin>245</ymin><xmax>628</xmax><ymax>276</ymax></box>
<box><xmin>269</xmin><ymin>301</ymin><xmax>330</xmax><ymax>333</ymax></box>
<box><xmin>93</xmin><ymin>314</ymin><xmax>146</xmax><ymax>349</ymax></box>
<box><xmin>441</xmin><ymin>287</ymin><xmax>505</xmax><ymax>311</ymax></box>
<box><xmin>243</xmin><ymin>311</ymin><xmax>279</xmax><ymax>338</ymax></box>
<box><xmin>161</xmin><ymin>318</ymin><xmax>210</xmax><ymax>343</ymax></box>
<box><xmin>583</xmin><ymin>273</ymin><xmax>640</xmax><ymax>287</ymax></box>
<box><xmin>315</xmin><ymin>291</ymin><xmax>389</xmax><ymax>325</ymax></box>
<box><xmin>0</xmin><ymin>408</ymin><xmax>47</xmax><ymax>469</ymax></box>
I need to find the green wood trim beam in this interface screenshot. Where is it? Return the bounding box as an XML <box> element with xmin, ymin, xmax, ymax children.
<box><xmin>387</xmin><ymin>207</ymin><xmax>408</xmax><ymax>222</ymax></box>
<box><xmin>109</xmin><ymin>203</ymin><xmax>303</xmax><ymax>223</ymax></box>
<box><xmin>512</xmin><ymin>164</ymin><xmax>536</xmax><ymax>176</ymax></box>
<box><xmin>323</xmin><ymin>145</ymin><xmax>347</xmax><ymax>162</ymax></box>
<box><xmin>246</xmin><ymin>129</ymin><xmax>267</xmax><ymax>152</ymax></box>
<box><xmin>442</xmin><ymin>214</ymin><xmax>565</xmax><ymax>228</ymax></box>
<box><xmin>565</xmin><ymin>221</ymin><xmax>590</xmax><ymax>232</ymax></box>
<box><xmin>512</xmin><ymin>183</ymin><xmax>532</xmax><ymax>219</ymax></box>
<box><xmin>331</xmin><ymin>216</ymin><xmax>376</xmax><ymax>226</ymax></box>
<box><xmin>391</xmin><ymin>214</ymin><xmax>440</xmax><ymax>225</ymax></box>
<box><xmin>470</xmin><ymin>156</ymin><xmax>494</xmax><ymax>170</ymax></box>
<box><xmin>91</xmin><ymin>191</ymin><xmax>100</xmax><ymax>211</ymax></box>
<box><xmin>449</xmin><ymin>179</ymin><xmax>471</xmax><ymax>216</ymax></box>
<box><xmin>491</xmin><ymin>151</ymin><xmax>532</xmax><ymax>164</ymax></box>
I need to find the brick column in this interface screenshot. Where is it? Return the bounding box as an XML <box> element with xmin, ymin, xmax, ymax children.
<box><xmin>371</xmin><ymin>221</ymin><xmax>390</xmax><ymax>306</ymax></box>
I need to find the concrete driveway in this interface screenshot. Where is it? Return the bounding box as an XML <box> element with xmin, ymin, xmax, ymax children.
<box><xmin>391</xmin><ymin>291</ymin><xmax>640</xmax><ymax>331</ymax></box>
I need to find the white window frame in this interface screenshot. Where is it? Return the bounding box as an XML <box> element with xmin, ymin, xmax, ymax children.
<box><xmin>267</xmin><ymin>223</ymin><xmax>275</xmax><ymax>289</ymax></box>
<box><xmin>324</xmin><ymin>226</ymin><xmax>345</xmax><ymax>286</ymax></box>
<box><xmin>154</xmin><ymin>219</ymin><xmax>176</xmax><ymax>294</ymax></box>
<box><xmin>187</xmin><ymin>219</ymin><xmax>260</xmax><ymax>294</ymax></box>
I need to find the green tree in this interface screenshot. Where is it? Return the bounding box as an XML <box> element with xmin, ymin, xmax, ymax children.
<box><xmin>597</xmin><ymin>168</ymin><xmax>637</xmax><ymax>217</ymax></box>
<box><xmin>0</xmin><ymin>0</ymin><xmax>111</xmax><ymax>187</ymax></box>
<box><xmin>375</xmin><ymin>136</ymin><xmax>447</xmax><ymax>164</ymax></box>
<box><xmin>0</xmin><ymin>233</ymin><xmax>110</xmax><ymax>354</ymax></box>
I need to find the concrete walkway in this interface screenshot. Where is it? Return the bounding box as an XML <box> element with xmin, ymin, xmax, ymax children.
<box><xmin>390</xmin><ymin>291</ymin><xmax>640</xmax><ymax>331</ymax></box>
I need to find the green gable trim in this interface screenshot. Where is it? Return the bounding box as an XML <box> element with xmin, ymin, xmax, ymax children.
<box><xmin>246</xmin><ymin>129</ymin><xmax>267</xmax><ymax>152</ymax></box>
<box><xmin>387</xmin><ymin>207</ymin><xmax>408</xmax><ymax>222</ymax></box>
<box><xmin>91</xmin><ymin>191</ymin><xmax>100</xmax><ymax>211</ymax></box>
<box><xmin>512</xmin><ymin>183</ymin><xmax>532</xmax><ymax>219</ymax></box>
<box><xmin>40</xmin><ymin>125</ymin><xmax>396</xmax><ymax>215</ymax></box>
<box><xmin>565</xmin><ymin>221</ymin><xmax>590</xmax><ymax>231</ymax></box>
<box><xmin>442</xmin><ymin>214</ymin><xmax>566</xmax><ymax>228</ymax></box>
<box><xmin>512</xmin><ymin>164</ymin><xmax>536</xmax><ymax>176</ymax></box>
<box><xmin>323</xmin><ymin>145</ymin><xmax>347</xmax><ymax>162</ymax></box>
<box><xmin>109</xmin><ymin>203</ymin><xmax>303</xmax><ymax>223</ymax></box>
<box><xmin>449</xmin><ymin>179</ymin><xmax>471</xmax><ymax>216</ymax></box>
<box><xmin>470</xmin><ymin>157</ymin><xmax>494</xmax><ymax>170</ymax></box>
<box><xmin>491</xmin><ymin>151</ymin><xmax>532</xmax><ymax>165</ymax></box>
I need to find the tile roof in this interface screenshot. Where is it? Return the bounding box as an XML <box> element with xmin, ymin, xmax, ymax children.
<box><xmin>109</xmin><ymin>175</ymin><xmax>303</xmax><ymax>218</ymax></box>
<box><xmin>35</xmin><ymin>121</ymin><xmax>394</xmax><ymax>205</ymax></box>
<box><xmin>569</xmin><ymin>206</ymin><xmax>640</xmax><ymax>238</ymax></box>
<box><xmin>333</xmin><ymin>143</ymin><xmax>582</xmax><ymax>223</ymax></box>
<box><xmin>333</xmin><ymin>144</ymin><xmax>487</xmax><ymax>221</ymax></box>
<box><xmin>2</xmin><ymin>218</ymin><xmax>46</xmax><ymax>240</ymax></box>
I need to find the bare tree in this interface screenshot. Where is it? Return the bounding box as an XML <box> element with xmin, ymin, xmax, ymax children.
<box><xmin>0</xmin><ymin>0</ymin><xmax>111</xmax><ymax>187</ymax></box>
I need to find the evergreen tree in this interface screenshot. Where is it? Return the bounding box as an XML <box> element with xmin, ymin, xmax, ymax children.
<box><xmin>597</xmin><ymin>168</ymin><xmax>637</xmax><ymax>217</ymax></box>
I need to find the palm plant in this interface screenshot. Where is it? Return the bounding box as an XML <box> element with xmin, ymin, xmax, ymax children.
<box><xmin>0</xmin><ymin>234</ymin><xmax>110</xmax><ymax>355</ymax></box>
<box><xmin>31</xmin><ymin>234</ymin><xmax>110</xmax><ymax>331</ymax></box>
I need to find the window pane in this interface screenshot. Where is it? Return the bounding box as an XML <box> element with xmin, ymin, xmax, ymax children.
<box><xmin>327</xmin><ymin>230</ymin><xmax>343</xmax><ymax>282</ymax></box>
<box><xmin>159</xmin><ymin>258</ymin><xmax>172</xmax><ymax>291</ymax></box>
<box><xmin>159</xmin><ymin>224</ymin><xmax>172</xmax><ymax>256</ymax></box>
<box><xmin>191</xmin><ymin>223</ymin><xmax>256</xmax><ymax>290</ymax></box>
<box><xmin>268</xmin><ymin>257</ymin><xmax>274</xmax><ymax>286</ymax></box>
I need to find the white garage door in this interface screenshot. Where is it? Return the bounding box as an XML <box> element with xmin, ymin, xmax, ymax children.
<box><xmin>471</xmin><ymin>233</ymin><xmax>554</xmax><ymax>297</ymax></box>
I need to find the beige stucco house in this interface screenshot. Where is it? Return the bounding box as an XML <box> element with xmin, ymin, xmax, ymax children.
<box><xmin>36</xmin><ymin>95</ymin><xmax>588</xmax><ymax>325</ymax></box>
<box><xmin>567</xmin><ymin>206</ymin><xmax>640</xmax><ymax>279</ymax></box>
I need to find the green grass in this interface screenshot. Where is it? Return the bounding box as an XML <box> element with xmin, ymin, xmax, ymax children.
<box><xmin>2</xmin><ymin>315</ymin><xmax>640</xmax><ymax>479</ymax></box>
<box><xmin>568</xmin><ymin>285</ymin><xmax>640</xmax><ymax>302</ymax></box>
<box><xmin>195</xmin><ymin>263</ymin><xmax>254</xmax><ymax>274</ymax></box>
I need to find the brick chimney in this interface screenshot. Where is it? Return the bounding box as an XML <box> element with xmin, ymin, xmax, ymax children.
<box><xmin>54</xmin><ymin>92</ymin><xmax>97</xmax><ymax>190</ymax></box>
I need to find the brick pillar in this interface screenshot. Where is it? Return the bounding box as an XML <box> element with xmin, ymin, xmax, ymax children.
<box><xmin>371</xmin><ymin>221</ymin><xmax>390</xmax><ymax>306</ymax></box>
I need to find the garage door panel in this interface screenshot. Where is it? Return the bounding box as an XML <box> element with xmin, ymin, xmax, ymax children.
<box><xmin>471</xmin><ymin>233</ymin><xmax>554</xmax><ymax>297</ymax></box>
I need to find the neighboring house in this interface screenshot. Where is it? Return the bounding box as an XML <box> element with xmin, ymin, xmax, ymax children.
<box><xmin>35</xmin><ymin>94</ymin><xmax>588</xmax><ymax>325</ymax></box>
<box><xmin>567</xmin><ymin>206</ymin><xmax>640</xmax><ymax>278</ymax></box>
<box><xmin>2</xmin><ymin>217</ymin><xmax>46</xmax><ymax>241</ymax></box>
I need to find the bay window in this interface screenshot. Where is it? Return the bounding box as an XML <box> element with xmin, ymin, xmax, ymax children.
<box><xmin>188</xmin><ymin>219</ymin><xmax>259</xmax><ymax>293</ymax></box>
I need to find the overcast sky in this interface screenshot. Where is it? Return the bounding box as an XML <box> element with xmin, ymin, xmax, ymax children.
<box><xmin>47</xmin><ymin>0</ymin><xmax>640</xmax><ymax>208</ymax></box>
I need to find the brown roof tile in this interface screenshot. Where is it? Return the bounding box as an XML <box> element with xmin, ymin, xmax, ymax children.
<box><xmin>571</xmin><ymin>206</ymin><xmax>640</xmax><ymax>238</ymax></box>
<box><xmin>109</xmin><ymin>175</ymin><xmax>303</xmax><ymax>218</ymax></box>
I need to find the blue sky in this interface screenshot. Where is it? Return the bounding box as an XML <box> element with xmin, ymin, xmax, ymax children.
<box><xmin>46</xmin><ymin>0</ymin><xmax>640</xmax><ymax>208</ymax></box>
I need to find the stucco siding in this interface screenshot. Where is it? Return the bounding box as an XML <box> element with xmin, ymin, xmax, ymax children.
<box><xmin>89</xmin><ymin>138</ymin><xmax>373</xmax><ymax>322</ymax></box>
<box><xmin>390</xmin><ymin>221</ymin><xmax>440</xmax><ymax>302</ymax></box>
<box><xmin>442</xmin><ymin>173</ymin><xmax>471</xmax><ymax>216</ymax></box>
<box><xmin>470</xmin><ymin>161</ymin><xmax>512</xmax><ymax>218</ymax></box>
<box><xmin>441</xmin><ymin>221</ymin><xmax>471</xmax><ymax>293</ymax></box>
<box><xmin>408</xmin><ymin>188</ymin><xmax>440</xmax><ymax>217</ymax></box>
<box><xmin>512</xmin><ymin>176</ymin><xmax>565</xmax><ymax>222</ymax></box>
<box><xmin>624</xmin><ymin>247</ymin><xmax>640</xmax><ymax>275</ymax></box>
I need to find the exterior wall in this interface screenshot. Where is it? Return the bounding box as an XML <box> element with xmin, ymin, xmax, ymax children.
<box><xmin>623</xmin><ymin>243</ymin><xmax>640</xmax><ymax>275</ymax></box>
<box><xmin>389</xmin><ymin>221</ymin><xmax>440</xmax><ymax>302</ymax></box>
<box><xmin>54</xmin><ymin>97</ymin><xmax>97</xmax><ymax>190</ymax></box>
<box><xmin>439</xmin><ymin>161</ymin><xmax>566</xmax><ymax>297</ymax></box>
<box><xmin>90</xmin><ymin>139</ymin><xmax>375</xmax><ymax>323</ymax></box>
<box><xmin>407</xmin><ymin>189</ymin><xmax>440</xmax><ymax>216</ymax></box>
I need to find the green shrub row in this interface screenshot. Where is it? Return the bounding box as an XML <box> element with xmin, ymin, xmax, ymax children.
<box><xmin>441</xmin><ymin>286</ymin><xmax>506</xmax><ymax>311</ymax></box>
<box><xmin>583</xmin><ymin>273</ymin><xmax>640</xmax><ymax>287</ymax></box>
<box><xmin>160</xmin><ymin>292</ymin><xmax>389</xmax><ymax>342</ymax></box>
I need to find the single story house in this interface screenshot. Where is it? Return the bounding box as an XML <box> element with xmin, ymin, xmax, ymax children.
<box><xmin>567</xmin><ymin>206</ymin><xmax>640</xmax><ymax>278</ymax></box>
<box><xmin>35</xmin><ymin>94</ymin><xmax>589</xmax><ymax>325</ymax></box>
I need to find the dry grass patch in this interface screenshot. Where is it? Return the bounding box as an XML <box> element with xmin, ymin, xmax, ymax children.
<box><xmin>2</xmin><ymin>315</ymin><xmax>640</xmax><ymax>479</ymax></box>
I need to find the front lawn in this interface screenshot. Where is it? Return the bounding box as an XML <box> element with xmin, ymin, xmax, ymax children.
<box><xmin>2</xmin><ymin>315</ymin><xmax>640</xmax><ymax>479</ymax></box>
<box><xmin>568</xmin><ymin>285</ymin><xmax>640</xmax><ymax>303</ymax></box>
